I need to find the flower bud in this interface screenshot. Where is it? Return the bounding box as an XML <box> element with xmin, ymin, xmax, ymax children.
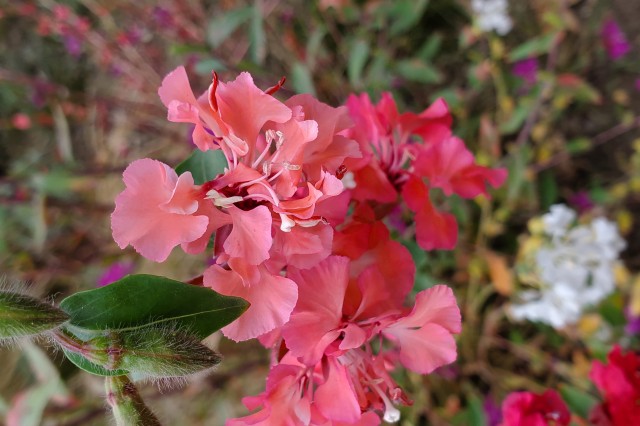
<box><xmin>119</xmin><ymin>328</ymin><xmax>221</xmax><ymax>378</ymax></box>
<box><xmin>0</xmin><ymin>291</ymin><xmax>69</xmax><ymax>340</ymax></box>
<box><xmin>56</xmin><ymin>326</ymin><xmax>221</xmax><ymax>378</ymax></box>
<box><xmin>105</xmin><ymin>375</ymin><xmax>161</xmax><ymax>426</ymax></box>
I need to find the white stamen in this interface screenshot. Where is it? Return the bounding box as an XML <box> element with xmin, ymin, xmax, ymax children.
<box><xmin>205</xmin><ymin>189</ymin><xmax>243</xmax><ymax>208</ymax></box>
<box><xmin>279</xmin><ymin>214</ymin><xmax>295</xmax><ymax>232</ymax></box>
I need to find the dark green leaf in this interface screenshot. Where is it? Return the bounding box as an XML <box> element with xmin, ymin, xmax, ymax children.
<box><xmin>466</xmin><ymin>394</ymin><xmax>488</xmax><ymax>426</ymax></box>
<box><xmin>388</xmin><ymin>0</ymin><xmax>429</xmax><ymax>36</ymax></box>
<box><xmin>559</xmin><ymin>384</ymin><xmax>597</xmax><ymax>419</ymax></box>
<box><xmin>175</xmin><ymin>149</ymin><xmax>227</xmax><ymax>185</ymax></box>
<box><xmin>59</xmin><ymin>274</ymin><xmax>249</xmax><ymax>339</ymax></box>
<box><xmin>538</xmin><ymin>170</ymin><xmax>559</xmax><ymax>210</ymax></box>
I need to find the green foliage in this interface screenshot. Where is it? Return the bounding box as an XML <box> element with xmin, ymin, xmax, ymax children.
<box><xmin>59</xmin><ymin>274</ymin><xmax>248</xmax><ymax>340</ymax></box>
<box><xmin>175</xmin><ymin>149</ymin><xmax>228</xmax><ymax>185</ymax></box>
<box><xmin>559</xmin><ymin>384</ymin><xmax>598</xmax><ymax>419</ymax></box>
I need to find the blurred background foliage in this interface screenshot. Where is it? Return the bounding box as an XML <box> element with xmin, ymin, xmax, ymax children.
<box><xmin>1</xmin><ymin>0</ymin><xmax>639</xmax><ymax>424</ymax></box>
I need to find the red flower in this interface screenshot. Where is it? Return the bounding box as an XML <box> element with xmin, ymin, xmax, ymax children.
<box><xmin>590</xmin><ymin>345</ymin><xmax>640</xmax><ymax>425</ymax></box>
<box><xmin>501</xmin><ymin>390</ymin><xmax>570</xmax><ymax>426</ymax></box>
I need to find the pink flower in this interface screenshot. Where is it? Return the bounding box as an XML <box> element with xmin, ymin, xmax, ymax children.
<box><xmin>589</xmin><ymin>346</ymin><xmax>640</xmax><ymax>425</ymax></box>
<box><xmin>111</xmin><ymin>159</ymin><xmax>209</xmax><ymax>262</ymax></box>
<box><xmin>500</xmin><ymin>390</ymin><xmax>570</xmax><ymax>426</ymax></box>
<box><xmin>11</xmin><ymin>113</ymin><xmax>31</xmax><ymax>130</ymax></box>
<box><xmin>345</xmin><ymin>92</ymin><xmax>506</xmax><ymax>251</ymax></box>
<box><xmin>281</xmin><ymin>255</ymin><xmax>461</xmax><ymax>374</ymax></box>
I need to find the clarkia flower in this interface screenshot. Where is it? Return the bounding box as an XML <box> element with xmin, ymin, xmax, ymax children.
<box><xmin>500</xmin><ymin>390</ymin><xmax>570</xmax><ymax>426</ymax></box>
<box><xmin>345</xmin><ymin>92</ymin><xmax>506</xmax><ymax>250</ymax></box>
<box><xmin>114</xmin><ymin>67</ymin><xmax>360</xmax><ymax>342</ymax></box>
<box><xmin>231</xmin><ymin>253</ymin><xmax>461</xmax><ymax>424</ymax></box>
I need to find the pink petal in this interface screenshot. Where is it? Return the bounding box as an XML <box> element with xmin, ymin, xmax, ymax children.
<box><xmin>271</xmin><ymin>224</ymin><xmax>332</xmax><ymax>269</ymax></box>
<box><xmin>111</xmin><ymin>159</ymin><xmax>208</xmax><ymax>262</ymax></box>
<box><xmin>414</xmin><ymin>137</ymin><xmax>506</xmax><ymax>198</ymax></box>
<box><xmin>158</xmin><ymin>66</ymin><xmax>198</xmax><ymax>107</ymax></box>
<box><xmin>314</xmin><ymin>357</ymin><xmax>361</xmax><ymax>423</ymax></box>
<box><xmin>204</xmin><ymin>264</ymin><xmax>298</xmax><ymax>342</ymax></box>
<box><xmin>224</xmin><ymin>206</ymin><xmax>273</xmax><ymax>265</ymax></box>
<box><xmin>401</xmin><ymin>176</ymin><xmax>457</xmax><ymax>250</ymax></box>
<box><xmin>217</xmin><ymin>72</ymin><xmax>292</xmax><ymax>156</ymax></box>
<box><xmin>282</xmin><ymin>256</ymin><xmax>350</xmax><ymax>364</ymax></box>
<box><xmin>383</xmin><ymin>285</ymin><xmax>461</xmax><ymax>374</ymax></box>
<box><xmin>181</xmin><ymin>201</ymin><xmax>233</xmax><ymax>255</ymax></box>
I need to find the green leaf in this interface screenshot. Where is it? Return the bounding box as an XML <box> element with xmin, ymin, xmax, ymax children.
<box><xmin>175</xmin><ymin>149</ymin><xmax>228</xmax><ymax>185</ymax></box>
<box><xmin>467</xmin><ymin>394</ymin><xmax>488</xmax><ymax>426</ymax></box>
<box><xmin>291</xmin><ymin>62</ymin><xmax>316</xmax><ymax>96</ymax></box>
<box><xmin>249</xmin><ymin>5</ymin><xmax>266</xmax><ymax>64</ymax></box>
<box><xmin>566</xmin><ymin>137</ymin><xmax>591</xmax><ymax>154</ymax></box>
<box><xmin>508</xmin><ymin>33</ymin><xmax>557</xmax><ymax>62</ymax></box>
<box><xmin>59</xmin><ymin>274</ymin><xmax>249</xmax><ymax>339</ymax></box>
<box><xmin>559</xmin><ymin>384</ymin><xmax>597</xmax><ymax>419</ymax></box>
<box><xmin>538</xmin><ymin>170</ymin><xmax>559</xmax><ymax>210</ymax></box>
<box><xmin>417</xmin><ymin>34</ymin><xmax>442</xmax><ymax>60</ymax></box>
<box><xmin>388</xmin><ymin>0</ymin><xmax>429</xmax><ymax>36</ymax></box>
<box><xmin>396</xmin><ymin>59</ymin><xmax>442</xmax><ymax>84</ymax></box>
<box><xmin>206</xmin><ymin>7</ymin><xmax>253</xmax><ymax>48</ymax></box>
<box><xmin>348</xmin><ymin>39</ymin><xmax>370</xmax><ymax>88</ymax></box>
<box><xmin>499</xmin><ymin>105</ymin><xmax>529</xmax><ymax>134</ymax></box>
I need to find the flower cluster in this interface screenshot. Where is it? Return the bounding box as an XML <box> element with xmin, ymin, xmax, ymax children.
<box><xmin>470</xmin><ymin>0</ymin><xmax>513</xmax><ymax>36</ymax></box>
<box><xmin>510</xmin><ymin>204</ymin><xmax>626</xmax><ymax>329</ymax></box>
<box><xmin>111</xmin><ymin>66</ymin><xmax>506</xmax><ymax>423</ymax></box>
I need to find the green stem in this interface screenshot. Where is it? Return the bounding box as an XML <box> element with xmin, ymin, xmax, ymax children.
<box><xmin>105</xmin><ymin>376</ymin><xmax>162</xmax><ymax>426</ymax></box>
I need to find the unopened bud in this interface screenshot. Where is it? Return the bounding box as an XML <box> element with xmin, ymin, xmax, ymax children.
<box><xmin>105</xmin><ymin>375</ymin><xmax>162</xmax><ymax>426</ymax></box>
<box><xmin>0</xmin><ymin>291</ymin><xmax>69</xmax><ymax>340</ymax></box>
<box><xmin>119</xmin><ymin>328</ymin><xmax>221</xmax><ymax>378</ymax></box>
<box><xmin>56</xmin><ymin>326</ymin><xmax>221</xmax><ymax>378</ymax></box>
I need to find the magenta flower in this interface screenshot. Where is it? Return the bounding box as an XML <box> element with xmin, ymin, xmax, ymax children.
<box><xmin>97</xmin><ymin>262</ymin><xmax>134</xmax><ymax>287</ymax></box>
<box><xmin>601</xmin><ymin>18</ymin><xmax>631</xmax><ymax>61</ymax></box>
<box><xmin>512</xmin><ymin>57</ymin><xmax>538</xmax><ymax>85</ymax></box>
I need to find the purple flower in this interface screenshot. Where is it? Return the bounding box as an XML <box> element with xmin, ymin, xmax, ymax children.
<box><xmin>152</xmin><ymin>6</ymin><xmax>174</xmax><ymax>27</ymax></box>
<box><xmin>97</xmin><ymin>262</ymin><xmax>134</xmax><ymax>287</ymax></box>
<box><xmin>483</xmin><ymin>397</ymin><xmax>503</xmax><ymax>426</ymax></box>
<box><xmin>625</xmin><ymin>308</ymin><xmax>640</xmax><ymax>336</ymax></box>
<box><xmin>62</xmin><ymin>34</ymin><xmax>83</xmax><ymax>58</ymax></box>
<box><xmin>512</xmin><ymin>57</ymin><xmax>538</xmax><ymax>85</ymax></box>
<box><xmin>601</xmin><ymin>18</ymin><xmax>631</xmax><ymax>61</ymax></box>
<box><xmin>568</xmin><ymin>191</ymin><xmax>594</xmax><ymax>214</ymax></box>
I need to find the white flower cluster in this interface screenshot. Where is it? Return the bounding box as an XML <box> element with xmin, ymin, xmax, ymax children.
<box><xmin>510</xmin><ymin>204</ymin><xmax>626</xmax><ymax>329</ymax></box>
<box><xmin>471</xmin><ymin>0</ymin><xmax>513</xmax><ymax>35</ymax></box>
